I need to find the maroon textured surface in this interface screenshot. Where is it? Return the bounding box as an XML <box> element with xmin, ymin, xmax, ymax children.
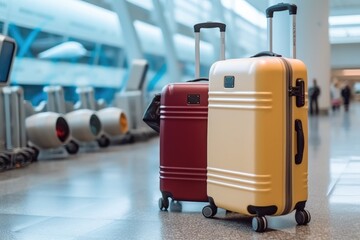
<box><xmin>159</xmin><ymin>82</ymin><xmax>208</xmax><ymax>201</ymax></box>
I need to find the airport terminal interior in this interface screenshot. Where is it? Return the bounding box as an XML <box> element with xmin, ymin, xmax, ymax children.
<box><xmin>1</xmin><ymin>0</ymin><xmax>360</xmax><ymax>239</ymax></box>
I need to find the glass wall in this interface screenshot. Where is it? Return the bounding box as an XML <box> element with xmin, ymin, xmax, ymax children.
<box><xmin>2</xmin><ymin>0</ymin><xmax>266</xmax><ymax>105</ymax></box>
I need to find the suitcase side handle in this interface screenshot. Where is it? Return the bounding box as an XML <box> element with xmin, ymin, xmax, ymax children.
<box><xmin>266</xmin><ymin>3</ymin><xmax>297</xmax><ymax>58</ymax></box>
<box><xmin>266</xmin><ymin>3</ymin><xmax>297</xmax><ymax>18</ymax></box>
<box><xmin>194</xmin><ymin>22</ymin><xmax>226</xmax><ymax>79</ymax></box>
<box><xmin>295</xmin><ymin>119</ymin><xmax>304</xmax><ymax>165</ymax></box>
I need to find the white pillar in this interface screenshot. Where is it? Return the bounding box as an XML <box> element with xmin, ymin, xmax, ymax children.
<box><xmin>269</xmin><ymin>0</ymin><xmax>331</xmax><ymax>114</ymax></box>
<box><xmin>107</xmin><ymin>0</ymin><xmax>144</xmax><ymax>63</ymax></box>
<box><xmin>152</xmin><ymin>0</ymin><xmax>182</xmax><ymax>83</ymax></box>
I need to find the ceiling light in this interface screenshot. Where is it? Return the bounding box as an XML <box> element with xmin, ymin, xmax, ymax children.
<box><xmin>221</xmin><ymin>0</ymin><xmax>266</xmax><ymax>29</ymax></box>
<box><xmin>330</xmin><ymin>26</ymin><xmax>360</xmax><ymax>38</ymax></box>
<box><xmin>329</xmin><ymin>15</ymin><xmax>360</xmax><ymax>26</ymax></box>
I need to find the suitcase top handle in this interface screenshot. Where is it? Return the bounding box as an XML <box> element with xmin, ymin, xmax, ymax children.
<box><xmin>194</xmin><ymin>22</ymin><xmax>226</xmax><ymax>33</ymax></box>
<box><xmin>266</xmin><ymin>3</ymin><xmax>297</xmax><ymax>18</ymax></box>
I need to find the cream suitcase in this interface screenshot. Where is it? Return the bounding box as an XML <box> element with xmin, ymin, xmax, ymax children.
<box><xmin>203</xmin><ymin>3</ymin><xmax>310</xmax><ymax>232</ymax></box>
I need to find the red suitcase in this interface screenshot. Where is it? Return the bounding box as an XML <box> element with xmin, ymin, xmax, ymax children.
<box><xmin>158</xmin><ymin>22</ymin><xmax>226</xmax><ymax>211</ymax></box>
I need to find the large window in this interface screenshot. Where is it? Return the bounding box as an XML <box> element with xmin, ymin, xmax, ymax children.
<box><xmin>8</xmin><ymin>24</ymin><xmax>64</xmax><ymax>58</ymax></box>
<box><xmin>8</xmin><ymin>23</ymin><xmax>124</xmax><ymax>67</ymax></box>
<box><xmin>98</xmin><ymin>44</ymin><xmax>125</xmax><ymax>68</ymax></box>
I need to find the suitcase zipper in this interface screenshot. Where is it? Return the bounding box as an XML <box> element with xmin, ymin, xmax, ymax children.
<box><xmin>280</xmin><ymin>58</ymin><xmax>293</xmax><ymax>215</ymax></box>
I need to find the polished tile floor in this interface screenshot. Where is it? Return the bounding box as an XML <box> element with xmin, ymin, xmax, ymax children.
<box><xmin>1</xmin><ymin>103</ymin><xmax>360</xmax><ymax>239</ymax></box>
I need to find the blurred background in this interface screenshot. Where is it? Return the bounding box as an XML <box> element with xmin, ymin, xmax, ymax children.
<box><xmin>1</xmin><ymin>0</ymin><xmax>358</xmax><ymax>111</ymax></box>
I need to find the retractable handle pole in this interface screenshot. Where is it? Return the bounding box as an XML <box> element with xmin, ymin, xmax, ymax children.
<box><xmin>266</xmin><ymin>3</ymin><xmax>297</xmax><ymax>59</ymax></box>
<box><xmin>193</xmin><ymin>22</ymin><xmax>226</xmax><ymax>78</ymax></box>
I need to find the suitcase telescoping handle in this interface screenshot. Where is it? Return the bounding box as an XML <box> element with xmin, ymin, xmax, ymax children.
<box><xmin>193</xmin><ymin>22</ymin><xmax>226</xmax><ymax>79</ymax></box>
<box><xmin>266</xmin><ymin>3</ymin><xmax>297</xmax><ymax>59</ymax></box>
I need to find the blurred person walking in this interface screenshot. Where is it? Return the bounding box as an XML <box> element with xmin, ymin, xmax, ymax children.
<box><xmin>341</xmin><ymin>84</ymin><xmax>351</xmax><ymax>112</ymax></box>
<box><xmin>309</xmin><ymin>79</ymin><xmax>321</xmax><ymax>115</ymax></box>
<box><xmin>330</xmin><ymin>82</ymin><xmax>341</xmax><ymax>111</ymax></box>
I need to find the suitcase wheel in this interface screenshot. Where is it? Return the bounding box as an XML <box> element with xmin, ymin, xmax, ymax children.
<box><xmin>97</xmin><ymin>135</ymin><xmax>110</xmax><ymax>148</ymax></box>
<box><xmin>14</xmin><ymin>153</ymin><xmax>27</xmax><ymax>168</ymax></box>
<box><xmin>65</xmin><ymin>140</ymin><xmax>79</xmax><ymax>155</ymax></box>
<box><xmin>295</xmin><ymin>209</ymin><xmax>311</xmax><ymax>225</ymax></box>
<box><xmin>158</xmin><ymin>197</ymin><xmax>169</xmax><ymax>211</ymax></box>
<box><xmin>252</xmin><ymin>216</ymin><xmax>268</xmax><ymax>233</ymax></box>
<box><xmin>29</xmin><ymin>147</ymin><xmax>39</xmax><ymax>162</ymax></box>
<box><xmin>202</xmin><ymin>205</ymin><xmax>217</xmax><ymax>218</ymax></box>
<box><xmin>22</xmin><ymin>148</ymin><xmax>37</xmax><ymax>164</ymax></box>
<box><xmin>170</xmin><ymin>200</ymin><xmax>182</xmax><ymax>212</ymax></box>
<box><xmin>0</xmin><ymin>155</ymin><xmax>9</xmax><ymax>172</ymax></box>
<box><xmin>19</xmin><ymin>150</ymin><xmax>33</xmax><ymax>166</ymax></box>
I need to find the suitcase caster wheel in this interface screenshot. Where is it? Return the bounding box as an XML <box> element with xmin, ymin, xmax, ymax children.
<box><xmin>158</xmin><ymin>197</ymin><xmax>169</xmax><ymax>211</ymax></box>
<box><xmin>170</xmin><ymin>200</ymin><xmax>182</xmax><ymax>212</ymax></box>
<box><xmin>22</xmin><ymin>148</ymin><xmax>36</xmax><ymax>165</ymax></box>
<box><xmin>295</xmin><ymin>209</ymin><xmax>311</xmax><ymax>225</ymax></box>
<box><xmin>14</xmin><ymin>153</ymin><xmax>26</xmax><ymax>168</ymax></box>
<box><xmin>0</xmin><ymin>155</ymin><xmax>8</xmax><ymax>172</ymax></box>
<box><xmin>19</xmin><ymin>151</ymin><xmax>32</xmax><ymax>167</ymax></box>
<box><xmin>97</xmin><ymin>135</ymin><xmax>110</xmax><ymax>148</ymax></box>
<box><xmin>252</xmin><ymin>216</ymin><xmax>268</xmax><ymax>232</ymax></box>
<box><xmin>202</xmin><ymin>205</ymin><xmax>217</xmax><ymax>218</ymax></box>
<box><xmin>65</xmin><ymin>140</ymin><xmax>79</xmax><ymax>155</ymax></box>
<box><xmin>30</xmin><ymin>147</ymin><xmax>39</xmax><ymax>162</ymax></box>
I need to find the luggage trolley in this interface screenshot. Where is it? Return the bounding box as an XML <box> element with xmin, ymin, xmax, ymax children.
<box><xmin>0</xmin><ymin>35</ymin><xmax>36</xmax><ymax>170</ymax></box>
